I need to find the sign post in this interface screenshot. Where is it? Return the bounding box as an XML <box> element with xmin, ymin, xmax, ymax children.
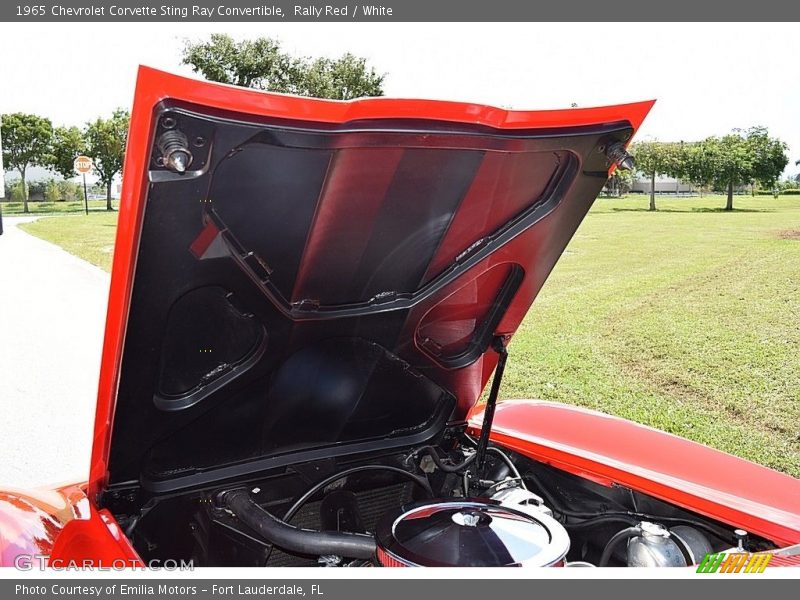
<box><xmin>73</xmin><ymin>155</ymin><xmax>93</xmax><ymax>215</ymax></box>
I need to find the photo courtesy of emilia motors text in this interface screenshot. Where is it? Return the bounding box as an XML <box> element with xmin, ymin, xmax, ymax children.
<box><xmin>0</xmin><ymin>1</ymin><xmax>799</xmax><ymax>598</ymax></box>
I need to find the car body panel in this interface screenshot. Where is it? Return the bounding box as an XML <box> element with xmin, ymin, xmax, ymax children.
<box><xmin>468</xmin><ymin>400</ymin><xmax>800</xmax><ymax>546</ymax></box>
<box><xmin>90</xmin><ymin>66</ymin><xmax>655</xmax><ymax>494</ymax></box>
<box><xmin>49</xmin><ymin>506</ymin><xmax>142</xmax><ymax>568</ymax></box>
<box><xmin>0</xmin><ymin>483</ymin><xmax>140</xmax><ymax>567</ymax></box>
<box><xmin>0</xmin><ymin>484</ymin><xmax>88</xmax><ymax>566</ymax></box>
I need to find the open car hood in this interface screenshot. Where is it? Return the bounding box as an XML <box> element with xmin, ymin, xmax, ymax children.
<box><xmin>90</xmin><ymin>66</ymin><xmax>653</xmax><ymax>496</ymax></box>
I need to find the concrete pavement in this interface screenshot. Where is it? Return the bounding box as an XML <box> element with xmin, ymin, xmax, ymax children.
<box><xmin>0</xmin><ymin>216</ymin><xmax>110</xmax><ymax>488</ymax></box>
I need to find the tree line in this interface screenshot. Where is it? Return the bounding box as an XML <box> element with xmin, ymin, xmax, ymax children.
<box><xmin>1</xmin><ymin>110</ymin><xmax>130</xmax><ymax>213</ymax></box>
<box><xmin>3</xmin><ymin>179</ymin><xmax>104</xmax><ymax>204</ymax></box>
<box><xmin>181</xmin><ymin>34</ymin><xmax>385</xmax><ymax>99</ymax></box>
<box><xmin>624</xmin><ymin>128</ymin><xmax>789</xmax><ymax>211</ymax></box>
<box><xmin>2</xmin><ymin>35</ymin><xmax>386</xmax><ymax>215</ymax></box>
<box><xmin>3</xmin><ymin>34</ymin><xmax>792</xmax><ymax>216</ymax></box>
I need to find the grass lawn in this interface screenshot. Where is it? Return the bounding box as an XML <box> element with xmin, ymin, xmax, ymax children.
<box><xmin>15</xmin><ymin>194</ymin><xmax>800</xmax><ymax>476</ymax></box>
<box><xmin>1</xmin><ymin>199</ymin><xmax>118</xmax><ymax>215</ymax></box>
<box><xmin>510</xmin><ymin>194</ymin><xmax>800</xmax><ymax>477</ymax></box>
<box><xmin>18</xmin><ymin>212</ymin><xmax>119</xmax><ymax>271</ymax></box>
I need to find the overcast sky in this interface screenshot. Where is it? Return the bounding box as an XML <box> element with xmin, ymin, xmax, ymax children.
<box><xmin>1</xmin><ymin>22</ymin><xmax>799</xmax><ymax>174</ymax></box>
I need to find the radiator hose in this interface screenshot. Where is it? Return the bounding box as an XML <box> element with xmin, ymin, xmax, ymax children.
<box><xmin>221</xmin><ymin>489</ymin><xmax>377</xmax><ymax>560</ymax></box>
<box><xmin>598</xmin><ymin>526</ymin><xmax>642</xmax><ymax>567</ymax></box>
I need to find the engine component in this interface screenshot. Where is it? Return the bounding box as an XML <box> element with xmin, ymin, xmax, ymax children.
<box><xmin>156</xmin><ymin>129</ymin><xmax>192</xmax><ymax>173</ymax></box>
<box><xmin>281</xmin><ymin>464</ymin><xmax>433</xmax><ymax>524</ymax></box>
<box><xmin>220</xmin><ymin>489</ymin><xmax>376</xmax><ymax>560</ymax></box>
<box><xmin>605</xmin><ymin>140</ymin><xmax>635</xmax><ymax>171</ymax></box>
<box><xmin>262</xmin><ymin>482</ymin><xmax>413</xmax><ymax>567</ymax></box>
<box><xmin>598</xmin><ymin>525</ymin><xmax>643</xmax><ymax>566</ymax></box>
<box><xmin>669</xmin><ymin>525</ymin><xmax>713</xmax><ymax>565</ymax></box>
<box><xmin>717</xmin><ymin>529</ymin><xmax>753</xmax><ymax>556</ymax></box>
<box><xmin>412</xmin><ymin>446</ymin><xmax>476</xmax><ymax>473</ymax></box>
<box><xmin>734</xmin><ymin>528</ymin><xmax>749</xmax><ymax>551</ymax></box>
<box><xmin>626</xmin><ymin>521</ymin><xmax>689</xmax><ymax>567</ymax></box>
<box><xmin>490</xmin><ymin>483</ymin><xmax>553</xmax><ymax>516</ymax></box>
<box><xmin>375</xmin><ymin>498</ymin><xmax>570</xmax><ymax>567</ymax></box>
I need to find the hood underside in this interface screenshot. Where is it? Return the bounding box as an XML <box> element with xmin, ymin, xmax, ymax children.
<box><xmin>97</xmin><ymin>67</ymin><xmax>652</xmax><ymax>494</ymax></box>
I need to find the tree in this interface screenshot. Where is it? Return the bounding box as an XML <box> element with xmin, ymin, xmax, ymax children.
<box><xmin>746</xmin><ymin>127</ymin><xmax>788</xmax><ymax>199</ymax></box>
<box><xmin>605</xmin><ymin>168</ymin><xmax>633</xmax><ymax>197</ymax></box>
<box><xmin>676</xmin><ymin>141</ymin><xmax>716</xmax><ymax>196</ymax></box>
<box><xmin>44</xmin><ymin>179</ymin><xmax>61</xmax><ymax>203</ymax></box>
<box><xmin>702</xmin><ymin>128</ymin><xmax>787</xmax><ymax>210</ymax></box>
<box><xmin>182</xmin><ymin>34</ymin><xmax>301</xmax><ymax>91</ymax></box>
<box><xmin>702</xmin><ymin>134</ymin><xmax>751</xmax><ymax>211</ymax></box>
<box><xmin>85</xmin><ymin>109</ymin><xmax>129</xmax><ymax>211</ymax></box>
<box><xmin>301</xmin><ymin>54</ymin><xmax>385</xmax><ymax>99</ymax></box>
<box><xmin>0</xmin><ymin>113</ymin><xmax>53</xmax><ymax>213</ymax></box>
<box><xmin>58</xmin><ymin>180</ymin><xmax>83</xmax><ymax>202</ymax></box>
<box><xmin>182</xmin><ymin>34</ymin><xmax>385</xmax><ymax>99</ymax></box>
<box><xmin>48</xmin><ymin>125</ymin><xmax>86</xmax><ymax>179</ymax></box>
<box><xmin>7</xmin><ymin>180</ymin><xmax>25</xmax><ymax>203</ymax></box>
<box><xmin>630</xmin><ymin>141</ymin><xmax>679</xmax><ymax>211</ymax></box>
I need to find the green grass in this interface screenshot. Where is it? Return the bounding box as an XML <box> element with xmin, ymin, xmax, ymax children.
<box><xmin>507</xmin><ymin>194</ymin><xmax>800</xmax><ymax>476</ymax></box>
<box><xmin>0</xmin><ymin>200</ymin><xmax>118</xmax><ymax>215</ymax></box>
<box><xmin>18</xmin><ymin>212</ymin><xmax>119</xmax><ymax>271</ymax></box>
<box><xmin>15</xmin><ymin>194</ymin><xmax>800</xmax><ymax>476</ymax></box>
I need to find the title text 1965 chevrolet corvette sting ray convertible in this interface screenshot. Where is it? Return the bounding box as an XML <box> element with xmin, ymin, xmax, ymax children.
<box><xmin>1</xmin><ymin>67</ymin><xmax>799</xmax><ymax>569</ymax></box>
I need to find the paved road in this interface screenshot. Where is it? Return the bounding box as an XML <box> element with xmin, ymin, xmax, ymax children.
<box><xmin>0</xmin><ymin>216</ymin><xmax>110</xmax><ymax>488</ymax></box>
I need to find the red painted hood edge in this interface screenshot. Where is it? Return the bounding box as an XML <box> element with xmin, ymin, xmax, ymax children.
<box><xmin>468</xmin><ymin>400</ymin><xmax>800</xmax><ymax>546</ymax></box>
<box><xmin>89</xmin><ymin>66</ymin><xmax>655</xmax><ymax>499</ymax></box>
<box><xmin>48</xmin><ymin>506</ymin><xmax>142</xmax><ymax>567</ymax></box>
<box><xmin>0</xmin><ymin>483</ymin><xmax>141</xmax><ymax>567</ymax></box>
<box><xmin>128</xmin><ymin>67</ymin><xmax>655</xmax><ymax>131</ymax></box>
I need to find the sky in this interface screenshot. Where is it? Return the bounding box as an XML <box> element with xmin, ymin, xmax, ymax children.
<box><xmin>1</xmin><ymin>22</ymin><xmax>799</xmax><ymax>176</ymax></box>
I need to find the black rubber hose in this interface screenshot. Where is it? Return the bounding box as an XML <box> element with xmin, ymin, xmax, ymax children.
<box><xmin>598</xmin><ymin>526</ymin><xmax>641</xmax><ymax>567</ymax></box>
<box><xmin>567</xmin><ymin>516</ymin><xmax>693</xmax><ymax>566</ymax></box>
<box><xmin>415</xmin><ymin>446</ymin><xmax>476</xmax><ymax>473</ymax></box>
<box><xmin>563</xmin><ymin>515</ymin><xmax>640</xmax><ymax>531</ymax></box>
<box><xmin>222</xmin><ymin>489</ymin><xmax>377</xmax><ymax>560</ymax></box>
<box><xmin>486</xmin><ymin>447</ymin><xmax>526</xmax><ymax>484</ymax></box>
<box><xmin>282</xmin><ymin>464</ymin><xmax>433</xmax><ymax>523</ymax></box>
<box><xmin>525</xmin><ymin>472</ymin><xmax>734</xmax><ymax>543</ymax></box>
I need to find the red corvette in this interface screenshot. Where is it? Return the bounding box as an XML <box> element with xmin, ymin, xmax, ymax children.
<box><xmin>2</xmin><ymin>67</ymin><xmax>799</xmax><ymax>569</ymax></box>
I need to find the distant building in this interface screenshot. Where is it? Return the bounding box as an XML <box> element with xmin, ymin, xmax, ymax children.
<box><xmin>631</xmin><ymin>175</ymin><xmax>694</xmax><ymax>194</ymax></box>
<box><xmin>2</xmin><ymin>166</ymin><xmax>122</xmax><ymax>200</ymax></box>
<box><xmin>630</xmin><ymin>175</ymin><xmax>755</xmax><ymax>195</ymax></box>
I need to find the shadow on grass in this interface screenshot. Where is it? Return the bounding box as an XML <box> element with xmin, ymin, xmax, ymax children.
<box><xmin>609</xmin><ymin>207</ymin><xmax>774</xmax><ymax>214</ymax></box>
<box><xmin>0</xmin><ymin>201</ymin><xmax>119</xmax><ymax>216</ymax></box>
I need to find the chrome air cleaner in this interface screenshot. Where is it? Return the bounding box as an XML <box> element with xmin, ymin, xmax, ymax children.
<box><xmin>376</xmin><ymin>498</ymin><xmax>570</xmax><ymax>567</ymax></box>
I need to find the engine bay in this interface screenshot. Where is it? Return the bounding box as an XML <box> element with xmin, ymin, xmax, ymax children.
<box><xmin>104</xmin><ymin>430</ymin><xmax>774</xmax><ymax>568</ymax></box>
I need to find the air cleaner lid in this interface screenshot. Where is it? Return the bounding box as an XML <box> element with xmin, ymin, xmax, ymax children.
<box><xmin>376</xmin><ymin>499</ymin><xmax>570</xmax><ymax>567</ymax></box>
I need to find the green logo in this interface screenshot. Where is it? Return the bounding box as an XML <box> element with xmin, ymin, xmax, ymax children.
<box><xmin>696</xmin><ymin>552</ymin><xmax>772</xmax><ymax>573</ymax></box>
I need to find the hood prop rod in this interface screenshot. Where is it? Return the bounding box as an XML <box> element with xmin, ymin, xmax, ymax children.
<box><xmin>474</xmin><ymin>336</ymin><xmax>509</xmax><ymax>477</ymax></box>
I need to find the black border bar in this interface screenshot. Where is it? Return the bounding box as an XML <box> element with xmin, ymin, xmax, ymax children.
<box><xmin>3</xmin><ymin>1</ymin><xmax>800</xmax><ymax>22</ymax></box>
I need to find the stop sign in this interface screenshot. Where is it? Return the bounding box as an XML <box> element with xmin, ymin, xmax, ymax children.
<box><xmin>74</xmin><ymin>155</ymin><xmax>93</xmax><ymax>174</ymax></box>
